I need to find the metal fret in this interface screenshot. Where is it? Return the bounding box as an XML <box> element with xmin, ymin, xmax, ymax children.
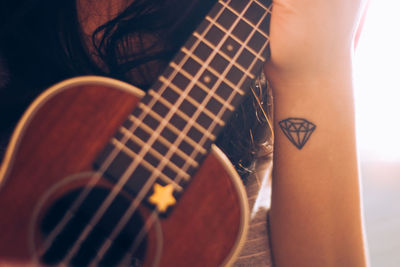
<box><xmin>180</xmin><ymin>55</ymin><xmax>202</xmax><ymax>77</ymax></box>
<box><xmin>253</xmin><ymin>0</ymin><xmax>272</xmax><ymax>11</ymax></box>
<box><xmin>124</xmin><ymin>116</ymin><xmax>198</xmax><ymax>168</ymax></box>
<box><xmin>94</xmin><ymin>0</ymin><xmax>271</xmax><ymax>216</ymax></box>
<box><xmin>203</xmin><ymin>22</ymin><xmax>225</xmax><ymax>47</ymax></box>
<box><xmin>221</xmin><ymin>0</ymin><xmax>247</xmax><ymax>13</ymax></box>
<box><xmin>111</xmin><ymin>138</ymin><xmax>185</xmax><ymax>189</ymax></box>
<box><xmin>208</xmin><ymin>1</ymin><xmax>269</xmax><ymax>88</ymax></box>
<box><xmin>243</xmin><ymin>1</ymin><xmax>267</xmax><ymax>25</ymax></box>
<box><xmin>137</xmin><ymin>103</ymin><xmax>207</xmax><ymax>155</ymax></box>
<box><xmin>236</xmin><ymin>47</ymin><xmax>256</xmax><ymax>69</ymax></box>
<box><xmin>203</xmin><ymin>17</ymin><xmax>266</xmax><ymax>62</ymax></box>
<box><xmin>233</xmin><ymin>19</ymin><xmax>253</xmax><ymax>43</ymax></box>
<box><xmin>160</xmin><ymin>85</ymin><xmax>180</xmax><ymax>104</ymax></box>
<box><xmin>181</xmin><ymin>46</ymin><xmax>248</xmax><ymax>94</ymax></box>
<box><xmin>116</xmin><ymin>130</ymin><xmax>191</xmax><ymax>182</ymax></box>
<box><xmin>125</xmin><ymin>112</ymin><xmax>201</xmax><ymax>168</ymax></box>
<box><xmin>176</xmin><ymin>51</ymin><xmax>246</xmax><ymax>112</ymax></box>
<box><xmin>191</xmin><ymin>37</ymin><xmax>214</xmax><ymax>62</ymax></box>
<box><xmin>121</xmin><ymin>125</ymin><xmax>192</xmax><ymax>174</ymax></box>
<box><xmin>215</xmin><ymin>6</ymin><xmax>237</xmax><ymax>31</ymax></box>
<box><xmin>159</xmin><ymin>76</ymin><xmax>226</xmax><ymax>127</ymax></box>
<box><xmin>96</xmin><ymin>143</ymin><xmax>162</xmax><ymax>198</ymax></box>
<box><xmin>221</xmin><ymin>0</ymin><xmax>269</xmax><ymax>38</ymax></box>
<box><xmin>207</xmin><ymin>1</ymin><xmax>224</xmax><ymax>20</ymax></box>
<box><xmin>249</xmin><ymin>31</ymin><xmax>268</xmax><ymax>53</ymax></box>
<box><xmin>148</xmin><ymin>90</ymin><xmax>217</xmax><ymax>141</ymax></box>
<box><xmin>169</xmin><ymin>62</ymin><xmax>235</xmax><ymax>111</ymax></box>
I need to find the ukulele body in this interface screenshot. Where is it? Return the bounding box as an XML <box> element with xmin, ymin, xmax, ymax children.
<box><xmin>0</xmin><ymin>76</ymin><xmax>249</xmax><ymax>266</ymax></box>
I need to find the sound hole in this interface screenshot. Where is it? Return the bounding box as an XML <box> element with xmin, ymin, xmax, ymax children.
<box><xmin>39</xmin><ymin>186</ymin><xmax>147</xmax><ymax>266</ymax></box>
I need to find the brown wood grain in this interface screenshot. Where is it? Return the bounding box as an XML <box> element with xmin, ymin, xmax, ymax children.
<box><xmin>0</xmin><ymin>79</ymin><xmax>244</xmax><ymax>266</ymax></box>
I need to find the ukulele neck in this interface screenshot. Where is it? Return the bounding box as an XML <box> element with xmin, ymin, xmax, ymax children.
<box><xmin>94</xmin><ymin>0</ymin><xmax>271</xmax><ymax>214</ymax></box>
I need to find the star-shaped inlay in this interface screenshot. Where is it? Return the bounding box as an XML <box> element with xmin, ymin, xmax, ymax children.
<box><xmin>148</xmin><ymin>183</ymin><xmax>176</xmax><ymax>213</ymax></box>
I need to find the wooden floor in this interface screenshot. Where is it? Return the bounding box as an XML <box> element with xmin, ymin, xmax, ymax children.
<box><xmin>238</xmin><ymin>157</ymin><xmax>400</xmax><ymax>267</ymax></box>
<box><xmin>232</xmin><ymin>155</ymin><xmax>400</xmax><ymax>267</ymax></box>
<box><xmin>361</xmin><ymin>160</ymin><xmax>400</xmax><ymax>267</ymax></box>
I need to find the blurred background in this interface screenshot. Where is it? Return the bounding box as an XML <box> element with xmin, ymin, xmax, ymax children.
<box><xmin>354</xmin><ymin>0</ymin><xmax>400</xmax><ymax>266</ymax></box>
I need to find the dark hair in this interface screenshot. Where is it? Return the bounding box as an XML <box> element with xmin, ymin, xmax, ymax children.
<box><xmin>0</xmin><ymin>0</ymin><xmax>272</xmax><ymax>181</ymax></box>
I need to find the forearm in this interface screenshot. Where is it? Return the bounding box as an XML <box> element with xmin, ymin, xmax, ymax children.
<box><xmin>266</xmin><ymin>56</ymin><xmax>368</xmax><ymax>266</ymax></box>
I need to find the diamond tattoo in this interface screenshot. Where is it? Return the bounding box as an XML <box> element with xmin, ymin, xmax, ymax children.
<box><xmin>279</xmin><ymin>118</ymin><xmax>316</xmax><ymax>149</ymax></box>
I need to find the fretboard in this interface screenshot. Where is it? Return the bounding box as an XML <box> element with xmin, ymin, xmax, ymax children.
<box><xmin>95</xmin><ymin>0</ymin><xmax>272</xmax><ymax>213</ymax></box>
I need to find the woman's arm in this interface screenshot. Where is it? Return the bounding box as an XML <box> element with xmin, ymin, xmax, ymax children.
<box><xmin>264</xmin><ymin>0</ymin><xmax>368</xmax><ymax>266</ymax></box>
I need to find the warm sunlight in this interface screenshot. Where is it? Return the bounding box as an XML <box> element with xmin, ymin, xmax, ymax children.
<box><xmin>354</xmin><ymin>0</ymin><xmax>400</xmax><ymax>162</ymax></box>
<box><xmin>355</xmin><ymin>3</ymin><xmax>400</xmax><ymax>266</ymax></box>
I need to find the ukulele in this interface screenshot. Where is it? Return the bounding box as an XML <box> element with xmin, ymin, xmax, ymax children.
<box><xmin>0</xmin><ymin>0</ymin><xmax>271</xmax><ymax>265</ymax></box>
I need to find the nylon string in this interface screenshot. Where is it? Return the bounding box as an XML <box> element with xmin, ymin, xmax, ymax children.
<box><xmin>87</xmin><ymin>2</ymin><xmax>271</xmax><ymax>265</ymax></box>
<box><xmin>37</xmin><ymin>0</ymin><xmax>270</xmax><ymax>265</ymax></box>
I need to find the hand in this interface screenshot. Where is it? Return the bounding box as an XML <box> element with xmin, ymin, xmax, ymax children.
<box><xmin>265</xmin><ymin>0</ymin><xmax>367</xmax><ymax>83</ymax></box>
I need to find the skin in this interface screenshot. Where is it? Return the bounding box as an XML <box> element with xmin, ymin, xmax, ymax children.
<box><xmin>264</xmin><ymin>0</ymin><xmax>369</xmax><ymax>266</ymax></box>
<box><xmin>72</xmin><ymin>0</ymin><xmax>370</xmax><ymax>265</ymax></box>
